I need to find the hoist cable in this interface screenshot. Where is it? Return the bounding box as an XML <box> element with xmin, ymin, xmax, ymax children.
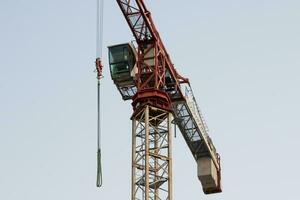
<box><xmin>96</xmin><ymin>0</ymin><xmax>104</xmax><ymax>188</ymax></box>
<box><xmin>96</xmin><ymin>0</ymin><xmax>104</xmax><ymax>58</ymax></box>
<box><xmin>96</xmin><ymin>80</ymin><xmax>102</xmax><ymax>187</ymax></box>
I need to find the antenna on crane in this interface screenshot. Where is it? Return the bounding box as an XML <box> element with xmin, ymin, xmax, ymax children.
<box><xmin>95</xmin><ymin>0</ymin><xmax>104</xmax><ymax>188</ymax></box>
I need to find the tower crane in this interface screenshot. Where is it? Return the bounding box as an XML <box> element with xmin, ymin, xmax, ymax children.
<box><xmin>97</xmin><ymin>0</ymin><xmax>222</xmax><ymax>199</ymax></box>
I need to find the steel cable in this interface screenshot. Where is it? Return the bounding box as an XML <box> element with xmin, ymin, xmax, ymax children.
<box><xmin>96</xmin><ymin>0</ymin><xmax>104</xmax><ymax>188</ymax></box>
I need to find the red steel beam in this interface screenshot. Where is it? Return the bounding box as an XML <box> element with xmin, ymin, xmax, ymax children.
<box><xmin>116</xmin><ymin>0</ymin><xmax>189</xmax><ymax>105</ymax></box>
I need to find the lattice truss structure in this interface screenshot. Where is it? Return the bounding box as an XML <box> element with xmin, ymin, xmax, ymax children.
<box><xmin>118</xmin><ymin>0</ymin><xmax>152</xmax><ymax>41</ymax></box>
<box><xmin>132</xmin><ymin>106</ymin><xmax>172</xmax><ymax>200</ymax></box>
<box><xmin>172</xmin><ymin>99</ymin><xmax>219</xmax><ymax>166</ymax></box>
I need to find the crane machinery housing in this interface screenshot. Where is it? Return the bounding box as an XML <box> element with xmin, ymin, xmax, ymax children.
<box><xmin>98</xmin><ymin>0</ymin><xmax>222</xmax><ymax>199</ymax></box>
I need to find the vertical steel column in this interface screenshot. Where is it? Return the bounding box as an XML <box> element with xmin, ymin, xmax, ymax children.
<box><xmin>145</xmin><ymin>106</ymin><xmax>150</xmax><ymax>199</ymax></box>
<box><xmin>131</xmin><ymin>106</ymin><xmax>172</xmax><ymax>200</ymax></box>
<box><xmin>168</xmin><ymin>112</ymin><xmax>173</xmax><ymax>200</ymax></box>
<box><xmin>154</xmin><ymin>112</ymin><xmax>159</xmax><ymax>200</ymax></box>
<box><xmin>132</xmin><ymin>119</ymin><xmax>137</xmax><ymax>200</ymax></box>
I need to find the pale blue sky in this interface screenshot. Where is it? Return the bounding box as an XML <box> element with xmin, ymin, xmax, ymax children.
<box><xmin>0</xmin><ymin>0</ymin><xmax>300</xmax><ymax>199</ymax></box>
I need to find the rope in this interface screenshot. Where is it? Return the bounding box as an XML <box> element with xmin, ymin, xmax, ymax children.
<box><xmin>96</xmin><ymin>0</ymin><xmax>104</xmax><ymax>188</ymax></box>
<box><xmin>96</xmin><ymin>0</ymin><xmax>104</xmax><ymax>58</ymax></box>
<box><xmin>96</xmin><ymin>80</ymin><xmax>103</xmax><ymax>188</ymax></box>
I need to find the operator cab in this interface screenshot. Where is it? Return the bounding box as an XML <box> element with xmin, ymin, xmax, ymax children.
<box><xmin>108</xmin><ymin>43</ymin><xmax>137</xmax><ymax>100</ymax></box>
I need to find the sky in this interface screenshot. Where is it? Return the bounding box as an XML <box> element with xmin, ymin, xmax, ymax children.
<box><xmin>0</xmin><ymin>0</ymin><xmax>300</xmax><ymax>199</ymax></box>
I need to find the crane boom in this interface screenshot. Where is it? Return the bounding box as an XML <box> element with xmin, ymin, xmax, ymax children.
<box><xmin>108</xmin><ymin>0</ymin><xmax>222</xmax><ymax>197</ymax></box>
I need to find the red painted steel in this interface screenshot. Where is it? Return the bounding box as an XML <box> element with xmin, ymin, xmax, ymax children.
<box><xmin>116</xmin><ymin>0</ymin><xmax>189</xmax><ymax>111</ymax></box>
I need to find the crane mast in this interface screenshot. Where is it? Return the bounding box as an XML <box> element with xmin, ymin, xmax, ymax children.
<box><xmin>107</xmin><ymin>0</ymin><xmax>222</xmax><ymax>199</ymax></box>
